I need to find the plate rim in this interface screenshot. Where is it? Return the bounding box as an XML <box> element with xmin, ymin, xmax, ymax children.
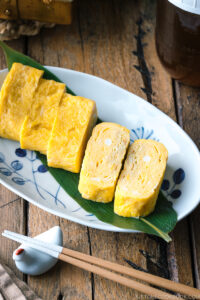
<box><xmin>0</xmin><ymin>66</ymin><xmax>199</xmax><ymax>233</ymax></box>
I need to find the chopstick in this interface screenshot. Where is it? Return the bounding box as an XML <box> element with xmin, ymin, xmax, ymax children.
<box><xmin>3</xmin><ymin>231</ymin><xmax>200</xmax><ymax>300</ymax></box>
<box><xmin>3</xmin><ymin>231</ymin><xmax>180</xmax><ymax>300</ymax></box>
<box><xmin>3</xmin><ymin>230</ymin><xmax>199</xmax><ymax>298</ymax></box>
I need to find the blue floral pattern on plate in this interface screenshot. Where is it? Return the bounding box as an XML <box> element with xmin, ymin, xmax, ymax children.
<box><xmin>161</xmin><ymin>168</ymin><xmax>185</xmax><ymax>200</ymax></box>
<box><xmin>0</xmin><ymin>148</ymin><xmax>66</xmax><ymax>208</ymax></box>
<box><xmin>130</xmin><ymin>127</ymin><xmax>158</xmax><ymax>143</ymax></box>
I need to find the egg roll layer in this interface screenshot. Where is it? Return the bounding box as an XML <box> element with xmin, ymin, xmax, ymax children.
<box><xmin>114</xmin><ymin>139</ymin><xmax>168</xmax><ymax>217</ymax></box>
<box><xmin>78</xmin><ymin>122</ymin><xmax>130</xmax><ymax>203</ymax></box>
<box><xmin>47</xmin><ymin>93</ymin><xmax>97</xmax><ymax>173</ymax></box>
<box><xmin>20</xmin><ymin>79</ymin><xmax>65</xmax><ymax>154</ymax></box>
<box><xmin>0</xmin><ymin>63</ymin><xmax>43</xmax><ymax>141</ymax></box>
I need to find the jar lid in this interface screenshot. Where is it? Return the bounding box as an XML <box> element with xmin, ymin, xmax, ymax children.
<box><xmin>168</xmin><ymin>0</ymin><xmax>200</xmax><ymax>15</ymax></box>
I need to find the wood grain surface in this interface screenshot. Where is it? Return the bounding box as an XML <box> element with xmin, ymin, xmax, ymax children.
<box><xmin>0</xmin><ymin>1</ymin><xmax>199</xmax><ymax>299</ymax></box>
<box><xmin>0</xmin><ymin>39</ymin><xmax>27</xmax><ymax>281</ymax></box>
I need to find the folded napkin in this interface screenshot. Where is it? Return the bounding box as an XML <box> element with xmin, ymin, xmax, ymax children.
<box><xmin>0</xmin><ymin>264</ymin><xmax>41</xmax><ymax>300</ymax></box>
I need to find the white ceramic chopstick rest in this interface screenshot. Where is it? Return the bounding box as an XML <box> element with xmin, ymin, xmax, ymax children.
<box><xmin>12</xmin><ymin>226</ymin><xmax>63</xmax><ymax>276</ymax></box>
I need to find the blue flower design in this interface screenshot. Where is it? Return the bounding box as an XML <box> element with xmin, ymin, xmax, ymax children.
<box><xmin>161</xmin><ymin>179</ymin><xmax>170</xmax><ymax>191</ymax></box>
<box><xmin>130</xmin><ymin>127</ymin><xmax>158</xmax><ymax>143</ymax></box>
<box><xmin>170</xmin><ymin>190</ymin><xmax>182</xmax><ymax>199</ymax></box>
<box><xmin>38</xmin><ymin>165</ymin><xmax>47</xmax><ymax>173</ymax></box>
<box><xmin>0</xmin><ymin>148</ymin><xmax>66</xmax><ymax>208</ymax></box>
<box><xmin>11</xmin><ymin>160</ymin><xmax>23</xmax><ymax>171</ymax></box>
<box><xmin>0</xmin><ymin>152</ymin><xmax>5</xmax><ymax>163</ymax></box>
<box><xmin>161</xmin><ymin>168</ymin><xmax>185</xmax><ymax>200</ymax></box>
<box><xmin>0</xmin><ymin>167</ymin><xmax>12</xmax><ymax>176</ymax></box>
<box><xmin>173</xmin><ymin>168</ymin><xmax>185</xmax><ymax>185</ymax></box>
<box><xmin>12</xmin><ymin>177</ymin><xmax>26</xmax><ymax>185</ymax></box>
<box><xmin>15</xmin><ymin>148</ymin><xmax>27</xmax><ymax>157</ymax></box>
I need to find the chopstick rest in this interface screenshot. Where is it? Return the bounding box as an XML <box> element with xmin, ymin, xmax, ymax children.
<box><xmin>12</xmin><ymin>226</ymin><xmax>63</xmax><ymax>276</ymax></box>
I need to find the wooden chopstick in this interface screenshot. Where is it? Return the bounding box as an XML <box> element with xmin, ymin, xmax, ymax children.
<box><xmin>6</xmin><ymin>231</ymin><xmax>198</xmax><ymax>299</ymax></box>
<box><xmin>59</xmin><ymin>252</ymin><xmax>182</xmax><ymax>300</ymax></box>
<box><xmin>3</xmin><ymin>230</ymin><xmax>200</xmax><ymax>299</ymax></box>
<box><xmin>62</xmin><ymin>247</ymin><xmax>200</xmax><ymax>299</ymax></box>
<box><xmin>3</xmin><ymin>231</ymin><xmax>181</xmax><ymax>300</ymax></box>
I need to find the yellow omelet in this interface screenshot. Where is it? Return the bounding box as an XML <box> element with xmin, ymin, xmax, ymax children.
<box><xmin>0</xmin><ymin>63</ymin><xmax>43</xmax><ymax>141</ymax></box>
<box><xmin>47</xmin><ymin>93</ymin><xmax>97</xmax><ymax>173</ymax></box>
<box><xmin>78</xmin><ymin>122</ymin><xmax>130</xmax><ymax>203</ymax></box>
<box><xmin>20</xmin><ymin>79</ymin><xmax>66</xmax><ymax>155</ymax></box>
<box><xmin>114</xmin><ymin>139</ymin><xmax>168</xmax><ymax>217</ymax></box>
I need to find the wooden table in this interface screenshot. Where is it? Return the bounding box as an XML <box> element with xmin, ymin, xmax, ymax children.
<box><xmin>0</xmin><ymin>1</ymin><xmax>199</xmax><ymax>299</ymax></box>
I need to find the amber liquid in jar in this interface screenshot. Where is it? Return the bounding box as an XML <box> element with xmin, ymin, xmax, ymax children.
<box><xmin>156</xmin><ymin>0</ymin><xmax>200</xmax><ymax>87</ymax></box>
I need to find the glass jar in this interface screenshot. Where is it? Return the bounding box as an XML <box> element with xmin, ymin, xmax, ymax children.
<box><xmin>155</xmin><ymin>0</ymin><xmax>200</xmax><ymax>87</ymax></box>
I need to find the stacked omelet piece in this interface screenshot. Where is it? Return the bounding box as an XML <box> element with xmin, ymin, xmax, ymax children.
<box><xmin>0</xmin><ymin>63</ymin><xmax>168</xmax><ymax>217</ymax></box>
<box><xmin>78</xmin><ymin>124</ymin><xmax>168</xmax><ymax>217</ymax></box>
<box><xmin>0</xmin><ymin>63</ymin><xmax>97</xmax><ymax>173</ymax></box>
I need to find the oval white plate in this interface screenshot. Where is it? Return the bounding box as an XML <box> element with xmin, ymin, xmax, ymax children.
<box><xmin>0</xmin><ymin>67</ymin><xmax>199</xmax><ymax>232</ymax></box>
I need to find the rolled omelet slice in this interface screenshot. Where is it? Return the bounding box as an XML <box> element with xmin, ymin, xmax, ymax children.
<box><xmin>47</xmin><ymin>93</ymin><xmax>97</xmax><ymax>173</ymax></box>
<box><xmin>20</xmin><ymin>79</ymin><xmax>65</xmax><ymax>154</ymax></box>
<box><xmin>78</xmin><ymin>122</ymin><xmax>130</xmax><ymax>203</ymax></box>
<box><xmin>114</xmin><ymin>139</ymin><xmax>168</xmax><ymax>217</ymax></box>
<box><xmin>0</xmin><ymin>63</ymin><xmax>43</xmax><ymax>141</ymax></box>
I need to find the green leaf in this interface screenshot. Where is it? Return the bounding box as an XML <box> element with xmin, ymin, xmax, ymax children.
<box><xmin>0</xmin><ymin>41</ymin><xmax>177</xmax><ymax>242</ymax></box>
<box><xmin>0</xmin><ymin>41</ymin><xmax>76</xmax><ymax>95</ymax></box>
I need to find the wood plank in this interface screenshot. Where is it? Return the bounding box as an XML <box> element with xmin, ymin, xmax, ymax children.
<box><xmin>140</xmin><ymin>2</ymin><xmax>194</xmax><ymax>289</ymax></box>
<box><xmin>0</xmin><ymin>39</ymin><xmax>26</xmax><ymax>279</ymax></box>
<box><xmin>0</xmin><ymin>189</ymin><xmax>25</xmax><ymax>279</ymax></box>
<box><xmin>132</xmin><ymin>0</ymin><xmax>194</xmax><ymax>289</ymax></box>
<box><xmin>78</xmin><ymin>0</ymin><xmax>195</xmax><ymax>299</ymax></box>
<box><xmin>175</xmin><ymin>82</ymin><xmax>200</xmax><ymax>144</ymax></box>
<box><xmin>174</xmin><ymin>81</ymin><xmax>200</xmax><ymax>288</ymax></box>
<box><xmin>59</xmin><ymin>221</ymin><xmax>92</xmax><ymax>300</ymax></box>
<box><xmin>26</xmin><ymin>10</ymin><xmax>92</xmax><ymax>299</ymax></box>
